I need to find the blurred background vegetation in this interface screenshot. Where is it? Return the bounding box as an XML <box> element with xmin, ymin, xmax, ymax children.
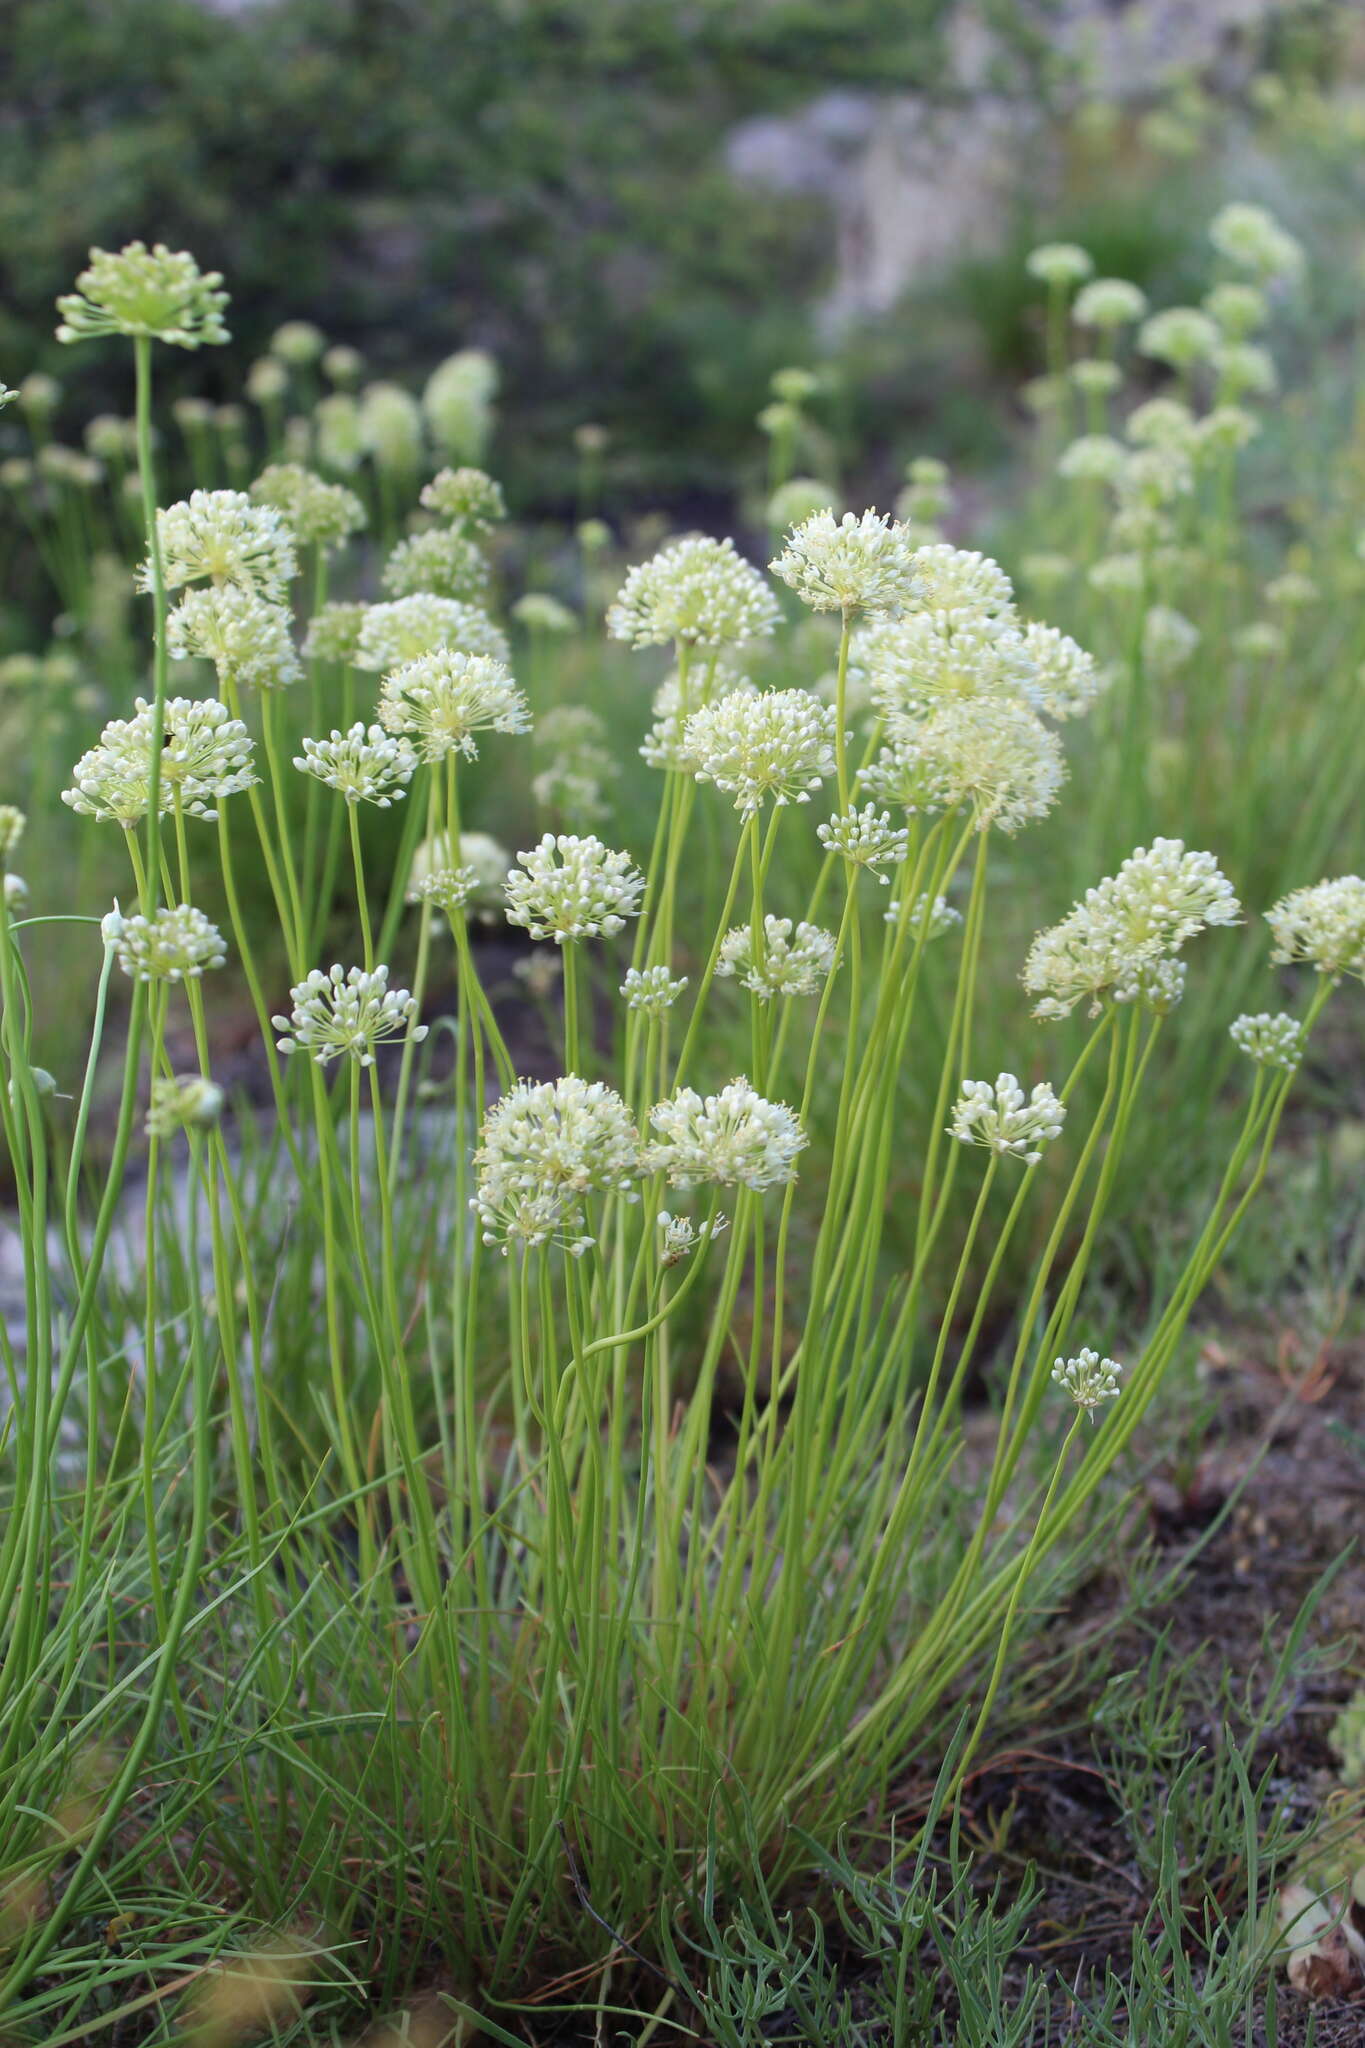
<box><xmin>2</xmin><ymin>0</ymin><xmax>1353</xmax><ymax>523</ymax></box>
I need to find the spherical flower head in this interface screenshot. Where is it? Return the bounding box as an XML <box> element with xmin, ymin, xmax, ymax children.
<box><xmin>890</xmin><ymin>696</ymin><xmax>1065</xmax><ymax>835</ymax></box>
<box><xmin>1266</xmin><ymin>570</ymin><xmax>1319</xmax><ymax>612</ymax></box>
<box><xmin>1208</xmin><ymin>202</ymin><xmax>1305</xmax><ymax>286</ymax></box>
<box><xmin>512</xmin><ymin>592</ymin><xmax>578</xmax><ymax>635</ymax></box>
<box><xmin>1071</xmin><ymin>357</ymin><xmax>1123</xmax><ymax>397</ymax></box>
<box><xmin>302</xmin><ymin>602</ymin><xmax>367</xmax><ymax>668</ymax></box>
<box><xmin>146</xmin><ymin>490</ymin><xmax>298</xmax><ymax>603</ymax></box>
<box><xmin>0</xmin><ymin>805</ymin><xmax>25</xmax><ymax>859</ymax></box>
<box><xmin>1057</xmin><ymin>434</ymin><xmax>1126</xmax><ymax>485</ymax></box>
<box><xmin>1235</xmin><ymin>620</ymin><xmax>1285</xmax><ymax>662</ymax></box>
<box><xmin>116</xmin><ymin>904</ymin><xmax>227</xmax><ymax>983</ymax></box>
<box><xmin>294</xmin><ymin>723</ymin><xmax>417</xmax><ymax>807</ymax></box>
<box><xmin>607</xmin><ymin>536</ymin><xmax>781</xmax><ymax>650</ymax></box>
<box><xmin>323</xmin><ymin>343</ymin><xmax>364</xmax><ymax>388</ymax></box>
<box><xmin>274</xmin><ymin>963</ymin><xmax>426</xmax><ymax>1066</ymax></box>
<box><xmin>377</xmin><ymin>648</ymin><xmax>529</xmax><ymax>763</ymax></box>
<box><xmin>1112</xmin><ymin>955</ymin><xmax>1187</xmax><ymax>1014</ymax></box>
<box><xmin>886</xmin><ymin>891</ymin><xmax>962</xmax><ymax>938</ymax></box>
<box><xmin>1142</xmin><ymin>605</ymin><xmax>1200</xmax><ymax>676</ymax></box>
<box><xmin>716</xmin><ymin>915</ymin><xmax>837</xmax><ymax>999</ymax></box>
<box><xmin>1023</xmin><ymin>839</ymin><xmax>1241</xmax><ymax>1019</ymax></box>
<box><xmin>167</xmin><ymin>586</ymin><xmax>302</xmax><ymax>692</ymax></box>
<box><xmin>908</xmin><ymin>544</ymin><xmax>1015</xmax><ymax>618</ymax></box>
<box><xmin>420</xmin><ymin>466</ymin><xmax>506</xmax><ymax>531</ymax></box>
<box><xmin>1137</xmin><ymin>308</ymin><xmax>1221</xmax><ymax>370</ymax></box>
<box><xmin>1230</xmin><ymin>1011</ymin><xmax>1304</xmax><ymax>1070</ymax></box>
<box><xmin>768</xmin><ymin>476</ymin><xmax>841</xmax><ymax>529</ymax></box>
<box><xmin>64</xmin><ymin>696</ymin><xmax>256</xmax><ymax>827</ymax></box>
<box><xmin>56</xmin><ymin>242</ymin><xmax>229</xmax><ymax>349</ymax></box>
<box><xmin>770</xmin><ymin>509</ymin><xmax>915</xmax><ymax>618</ymax></box>
<box><xmin>270</xmin><ymin>319</ymin><xmax>325</xmax><ymax>366</ymax></box>
<box><xmin>250</xmin><ymin>464</ymin><xmax>366</xmax><ymax>553</ymax></box>
<box><xmin>246</xmin><ymin>357</ymin><xmax>288</xmax><ymax>406</ymax></box>
<box><xmin>1020</xmin><ymin>623</ymin><xmax>1102</xmax><ymax>721</ymax></box>
<box><xmin>684</xmin><ymin>687</ymin><xmax>838</xmax><ymax>815</ymax></box>
<box><xmin>1266</xmin><ymin>877</ymin><xmax>1365</xmax><ymax>982</ymax></box>
<box><xmin>1204</xmin><ymin>281</ymin><xmax>1268</xmax><ymax>338</ymax></box>
<box><xmin>864</xmin><ymin>612</ymin><xmax>1039</xmax><ymax>721</ymax></box>
<box><xmin>816</xmin><ymin>803</ymin><xmax>908</xmax><ymax>880</ymax></box>
<box><xmin>646</xmin><ymin>1076</ymin><xmax>807</xmax><ymax>1191</ymax></box>
<box><xmin>621</xmin><ymin>964</ymin><xmax>688</xmax><ymax>1012</ymax></box>
<box><xmin>1197</xmin><ymin>405</ymin><xmax>1261</xmax><ymax>458</ymax></box>
<box><xmin>1213</xmin><ymin>340</ymin><xmax>1277</xmax><ymax>399</ymax></box>
<box><xmin>505</xmin><ymin>833</ymin><xmax>644</xmax><ymax>944</ymax></box>
<box><xmin>407</xmin><ymin>829</ymin><xmax>510</xmax><ymax>922</ymax></box>
<box><xmin>949</xmin><ymin>1073</ymin><xmax>1065</xmax><ymax>1164</ymax></box>
<box><xmin>657</xmin><ymin>1210</ymin><xmax>729</xmax><ymax>1267</ymax></box>
<box><xmin>1072</xmin><ymin>277</ymin><xmax>1148</xmax><ymax>329</ymax></box>
<box><xmin>4</xmin><ymin>874</ymin><xmax>29</xmax><ymax>914</ymax></box>
<box><xmin>355</xmin><ymin>596</ymin><xmax>509</xmax><ymax>672</ymax></box>
<box><xmin>146</xmin><ymin>1074</ymin><xmax>226</xmax><ymax>1140</ymax></box>
<box><xmin>359</xmin><ymin>382</ymin><xmax>424</xmax><ymax>476</ymax></box>
<box><xmin>1026</xmin><ymin>243</ymin><xmax>1094</xmax><ymax>288</ymax></box>
<box><xmin>315</xmin><ymin>393</ymin><xmax>364</xmax><ymax>473</ymax></box>
<box><xmin>423</xmin><ymin>349</ymin><xmax>497</xmax><ymax>462</ymax></box>
<box><xmin>639</xmin><ymin>667</ymin><xmax>754</xmax><ymax>773</ymax></box>
<box><xmin>1052</xmin><ymin>1347</ymin><xmax>1122</xmax><ymax>1417</ymax></box>
<box><xmin>472</xmin><ymin>1076</ymin><xmax>639</xmax><ymax>1251</ymax></box>
<box><xmin>382</xmin><ymin>528</ymin><xmax>490</xmax><ymax>604</ymax></box>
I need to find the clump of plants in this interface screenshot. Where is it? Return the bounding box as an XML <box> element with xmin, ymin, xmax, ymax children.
<box><xmin>0</xmin><ymin>225</ymin><xmax>1361</xmax><ymax>2043</ymax></box>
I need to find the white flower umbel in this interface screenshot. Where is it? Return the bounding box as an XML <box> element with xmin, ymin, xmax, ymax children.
<box><xmin>607</xmin><ymin>536</ymin><xmax>780</xmax><ymax>650</ymax></box>
<box><xmin>1019</xmin><ymin>624</ymin><xmax>1102</xmax><ymax>722</ymax></box>
<box><xmin>505</xmin><ymin>833</ymin><xmax>644</xmax><ymax>943</ymax></box>
<box><xmin>420</xmin><ymin>466</ymin><xmax>506</xmax><ymax>530</ymax></box>
<box><xmin>949</xmin><ymin>1073</ymin><xmax>1065</xmax><ymax>1164</ymax></box>
<box><xmin>1208</xmin><ymin>202</ymin><xmax>1305</xmax><ymax>286</ymax></box>
<box><xmin>885</xmin><ymin>892</ymin><xmax>962</xmax><ymax>938</ymax></box>
<box><xmin>816</xmin><ymin>804</ymin><xmax>909</xmax><ymax>881</ymax></box>
<box><xmin>115</xmin><ymin>904</ymin><xmax>227</xmax><ymax>983</ymax></box>
<box><xmin>1057</xmin><ymin>434</ymin><xmax>1126</xmax><ymax>484</ymax></box>
<box><xmin>1205</xmin><ymin>282</ymin><xmax>1268</xmax><ymax>339</ymax></box>
<box><xmin>146</xmin><ymin>1074</ymin><xmax>225</xmax><ymax>1139</ymax></box>
<box><xmin>64</xmin><ymin>696</ymin><xmax>256</xmax><ymax>827</ymax></box>
<box><xmin>862</xmin><ymin>612</ymin><xmax>1039</xmax><ymax>720</ymax></box>
<box><xmin>377</xmin><ymin>649</ymin><xmax>530</xmax><ymax>763</ymax></box>
<box><xmin>1052</xmin><ymin>1348</ymin><xmax>1122</xmax><ymax>1417</ymax></box>
<box><xmin>407</xmin><ymin>829</ymin><xmax>510</xmax><ymax>921</ymax></box>
<box><xmin>647</xmin><ymin>1076</ymin><xmax>807</xmax><ymax>1191</ymax></box>
<box><xmin>472</xmin><ymin>1076</ymin><xmax>640</xmax><ymax>1251</ymax></box>
<box><xmin>145</xmin><ymin>490</ymin><xmax>298</xmax><ymax>602</ymax></box>
<box><xmin>381</xmin><ymin>527</ymin><xmax>490</xmax><ymax>603</ymax></box>
<box><xmin>355</xmin><ymin>596</ymin><xmax>509</xmax><ymax>672</ymax></box>
<box><xmin>1112</xmin><ymin>955</ymin><xmax>1187</xmax><ymax>1015</ymax></box>
<box><xmin>1023</xmin><ymin>839</ymin><xmax>1241</xmax><ymax>1019</ymax></box>
<box><xmin>1137</xmin><ymin>308</ymin><xmax>1220</xmax><ymax>372</ymax></box>
<box><xmin>1072</xmin><ymin>277</ymin><xmax>1148</xmax><ymax>330</ymax></box>
<box><xmin>274</xmin><ymin>963</ymin><xmax>426</xmax><ymax>1066</ymax></box>
<box><xmin>303</xmin><ymin>601</ymin><xmax>367</xmax><ymax>667</ymax></box>
<box><xmin>167</xmin><ymin>586</ymin><xmax>302</xmax><ymax>692</ymax></box>
<box><xmin>909</xmin><ymin>544</ymin><xmax>1016</xmax><ymax>617</ymax></box>
<box><xmin>1026</xmin><ymin>243</ymin><xmax>1093</xmax><ymax>288</ymax></box>
<box><xmin>56</xmin><ymin>242</ymin><xmax>229</xmax><ymax>348</ymax></box>
<box><xmin>4</xmin><ymin>875</ymin><xmax>29</xmax><ymax>914</ymax></box>
<box><xmin>1229</xmin><ymin>1011</ymin><xmax>1305</xmax><ymax>1070</ymax></box>
<box><xmin>657</xmin><ymin>1210</ymin><xmax>729</xmax><ymax>1267</ymax></box>
<box><xmin>1126</xmin><ymin>397</ymin><xmax>1197</xmax><ymax>451</ymax></box>
<box><xmin>770</xmin><ymin>508</ymin><xmax>915</xmax><ymax>619</ymax></box>
<box><xmin>1266</xmin><ymin>877</ymin><xmax>1365</xmax><ymax>982</ymax></box>
<box><xmin>0</xmin><ymin>806</ymin><xmax>25</xmax><ymax>858</ymax></box>
<box><xmin>251</xmin><ymin>463</ymin><xmax>365</xmax><ymax>553</ymax></box>
<box><xmin>639</xmin><ymin>668</ymin><xmax>753</xmax><ymax>773</ymax></box>
<box><xmin>621</xmin><ymin>964</ymin><xmax>688</xmax><ymax>1012</ymax></box>
<box><xmin>409</xmin><ymin>864</ymin><xmax>479</xmax><ymax>917</ymax></box>
<box><xmin>717</xmin><ymin>915</ymin><xmax>837</xmax><ymax>999</ymax></box>
<box><xmin>294</xmin><ymin>723</ymin><xmax>417</xmax><ymax>807</ymax></box>
<box><xmin>888</xmin><ymin>697</ymin><xmax>1066</xmax><ymax>836</ymax></box>
<box><xmin>684</xmin><ymin>688</ymin><xmax>838</xmax><ymax>815</ymax></box>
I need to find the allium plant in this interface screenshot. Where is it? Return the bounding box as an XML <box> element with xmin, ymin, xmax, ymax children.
<box><xmin>0</xmin><ymin>236</ymin><xmax>1360</xmax><ymax>2040</ymax></box>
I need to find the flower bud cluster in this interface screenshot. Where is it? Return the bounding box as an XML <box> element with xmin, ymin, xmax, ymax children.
<box><xmin>504</xmin><ymin>833</ymin><xmax>644</xmax><ymax>943</ymax></box>
<box><xmin>1229</xmin><ymin>1011</ymin><xmax>1304</xmax><ymax>1070</ymax></box>
<box><xmin>1052</xmin><ymin>1348</ymin><xmax>1122</xmax><ymax>1415</ymax></box>
<box><xmin>473</xmin><ymin>1076</ymin><xmax>640</xmax><ymax>1250</ymax></box>
<box><xmin>1265</xmin><ymin>877</ymin><xmax>1365</xmax><ymax>981</ymax></box>
<box><xmin>114</xmin><ymin>904</ymin><xmax>227</xmax><ymax>982</ymax></box>
<box><xmin>274</xmin><ymin>964</ymin><xmax>426</xmax><ymax>1065</ymax></box>
<box><xmin>684</xmin><ymin>688</ymin><xmax>838</xmax><ymax>815</ymax></box>
<box><xmin>168</xmin><ymin>586</ymin><xmax>302</xmax><ymax>692</ymax></box>
<box><xmin>355</xmin><ymin>596</ymin><xmax>509</xmax><ymax>672</ymax></box>
<box><xmin>147</xmin><ymin>490</ymin><xmax>297</xmax><ymax>602</ymax></box>
<box><xmin>294</xmin><ymin>723</ymin><xmax>418</xmax><ymax>806</ymax></box>
<box><xmin>64</xmin><ymin>697</ymin><xmax>256</xmax><ymax>827</ymax></box>
<box><xmin>949</xmin><ymin>1073</ymin><xmax>1065</xmax><ymax>1164</ymax></box>
<box><xmin>377</xmin><ymin>648</ymin><xmax>529</xmax><ymax>762</ymax></box>
<box><xmin>646</xmin><ymin>1078</ymin><xmax>807</xmax><ymax>1190</ymax></box>
<box><xmin>608</xmin><ymin>536</ymin><xmax>780</xmax><ymax>649</ymax></box>
<box><xmin>716</xmin><ymin>916</ymin><xmax>837</xmax><ymax>999</ymax></box>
